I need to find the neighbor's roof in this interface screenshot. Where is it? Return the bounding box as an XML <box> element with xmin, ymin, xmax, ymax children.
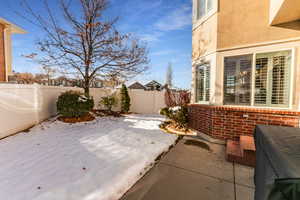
<box><xmin>0</xmin><ymin>18</ymin><xmax>27</xmax><ymax>34</ymax></box>
<box><xmin>145</xmin><ymin>80</ymin><xmax>162</xmax><ymax>87</ymax></box>
<box><xmin>128</xmin><ymin>82</ymin><xmax>146</xmax><ymax>90</ymax></box>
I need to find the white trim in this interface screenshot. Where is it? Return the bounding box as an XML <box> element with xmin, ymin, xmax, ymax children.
<box><xmin>251</xmin><ymin>54</ymin><xmax>255</xmax><ymax>106</ymax></box>
<box><xmin>217</xmin><ymin>37</ymin><xmax>300</xmax><ymax>52</ymax></box>
<box><xmin>289</xmin><ymin>48</ymin><xmax>296</xmax><ymax>109</ymax></box>
<box><xmin>0</xmin><ymin>18</ymin><xmax>26</xmax><ymax>34</ymax></box>
<box><xmin>192</xmin><ymin>51</ymin><xmax>217</xmax><ymax>65</ymax></box>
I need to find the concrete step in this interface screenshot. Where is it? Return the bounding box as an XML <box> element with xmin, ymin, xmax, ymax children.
<box><xmin>226</xmin><ymin>136</ymin><xmax>256</xmax><ymax>167</ymax></box>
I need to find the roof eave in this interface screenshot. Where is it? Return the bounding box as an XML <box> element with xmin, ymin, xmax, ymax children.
<box><xmin>0</xmin><ymin>18</ymin><xmax>27</xmax><ymax>34</ymax></box>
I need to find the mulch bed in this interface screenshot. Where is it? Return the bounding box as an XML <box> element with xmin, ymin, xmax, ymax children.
<box><xmin>58</xmin><ymin>113</ymin><xmax>95</xmax><ymax>123</ymax></box>
<box><xmin>160</xmin><ymin>121</ymin><xmax>196</xmax><ymax>136</ymax></box>
<box><xmin>92</xmin><ymin>110</ymin><xmax>124</xmax><ymax>118</ymax></box>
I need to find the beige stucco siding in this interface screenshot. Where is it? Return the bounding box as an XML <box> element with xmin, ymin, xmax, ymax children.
<box><xmin>192</xmin><ymin>14</ymin><xmax>218</xmax><ymax>60</ymax></box>
<box><xmin>270</xmin><ymin>0</ymin><xmax>300</xmax><ymax>25</ymax></box>
<box><xmin>217</xmin><ymin>0</ymin><xmax>300</xmax><ymax>50</ymax></box>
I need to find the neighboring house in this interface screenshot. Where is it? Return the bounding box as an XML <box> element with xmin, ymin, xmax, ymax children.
<box><xmin>0</xmin><ymin>18</ymin><xmax>26</xmax><ymax>82</ymax></box>
<box><xmin>144</xmin><ymin>80</ymin><xmax>164</xmax><ymax>91</ymax></box>
<box><xmin>90</xmin><ymin>78</ymin><xmax>104</xmax><ymax>88</ymax></box>
<box><xmin>128</xmin><ymin>82</ymin><xmax>146</xmax><ymax>90</ymax></box>
<box><xmin>189</xmin><ymin>0</ymin><xmax>300</xmax><ymax>141</ymax></box>
<box><xmin>9</xmin><ymin>72</ymin><xmax>104</xmax><ymax>88</ymax></box>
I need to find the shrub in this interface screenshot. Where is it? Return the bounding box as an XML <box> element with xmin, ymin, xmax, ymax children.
<box><xmin>120</xmin><ymin>84</ymin><xmax>131</xmax><ymax>113</ymax></box>
<box><xmin>159</xmin><ymin>107</ymin><xmax>171</xmax><ymax>118</ymax></box>
<box><xmin>99</xmin><ymin>95</ymin><xmax>118</xmax><ymax>112</ymax></box>
<box><xmin>57</xmin><ymin>90</ymin><xmax>94</xmax><ymax>118</ymax></box>
<box><xmin>160</xmin><ymin>106</ymin><xmax>188</xmax><ymax>128</ymax></box>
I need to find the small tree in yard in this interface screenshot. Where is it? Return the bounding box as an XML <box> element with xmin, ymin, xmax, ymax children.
<box><xmin>120</xmin><ymin>84</ymin><xmax>130</xmax><ymax>113</ymax></box>
<box><xmin>21</xmin><ymin>0</ymin><xmax>149</xmax><ymax>96</ymax></box>
<box><xmin>165</xmin><ymin>62</ymin><xmax>173</xmax><ymax>88</ymax></box>
<box><xmin>99</xmin><ymin>95</ymin><xmax>117</xmax><ymax>112</ymax></box>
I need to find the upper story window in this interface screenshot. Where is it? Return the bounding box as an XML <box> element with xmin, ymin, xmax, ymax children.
<box><xmin>197</xmin><ymin>0</ymin><xmax>213</xmax><ymax>20</ymax></box>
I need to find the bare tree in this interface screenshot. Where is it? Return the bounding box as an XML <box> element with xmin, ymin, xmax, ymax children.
<box><xmin>165</xmin><ymin>88</ymin><xmax>190</xmax><ymax>107</ymax></box>
<box><xmin>21</xmin><ymin>0</ymin><xmax>149</xmax><ymax>96</ymax></box>
<box><xmin>40</xmin><ymin>65</ymin><xmax>56</xmax><ymax>85</ymax></box>
<box><xmin>166</xmin><ymin>62</ymin><xmax>173</xmax><ymax>88</ymax></box>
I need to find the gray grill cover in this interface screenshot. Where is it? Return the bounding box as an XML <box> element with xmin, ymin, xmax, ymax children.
<box><xmin>254</xmin><ymin>125</ymin><xmax>300</xmax><ymax>200</ymax></box>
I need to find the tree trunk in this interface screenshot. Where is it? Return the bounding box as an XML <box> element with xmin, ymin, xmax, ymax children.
<box><xmin>84</xmin><ymin>79</ymin><xmax>90</xmax><ymax>97</ymax></box>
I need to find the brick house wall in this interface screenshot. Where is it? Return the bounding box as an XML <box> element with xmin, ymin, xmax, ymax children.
<box><xmin>0</xmin><ymin>23</ymin><xmax>5</xmax><ymax>82</ymax></box>
<box><xmin>188</xmin><ymin>104</ymin><xmax>300</xmax><ymax>141</ymax></box>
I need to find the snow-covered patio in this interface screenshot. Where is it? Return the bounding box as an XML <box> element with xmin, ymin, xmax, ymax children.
<box><xmin>0</xmin><ymin>115</ymin><xmax>177</xmax><ymax>200</ymax></box>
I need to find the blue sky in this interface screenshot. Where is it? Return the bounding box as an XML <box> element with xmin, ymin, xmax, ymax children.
<box><xmin>0</xmin><ymin>0</ymin><xmax>192</xmax><ymax>89</ymax></box>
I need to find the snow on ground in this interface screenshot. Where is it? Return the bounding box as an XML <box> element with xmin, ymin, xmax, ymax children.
<box><xmin>0</xmin><ymin>115</ymin><xmax>177</xmax><ymax>200</ymax></box>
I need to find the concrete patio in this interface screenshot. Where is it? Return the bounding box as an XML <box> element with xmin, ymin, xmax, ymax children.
<box><xmin>121</xmin><ymin>136</ymin><xmax>254</xmax><ymax>200</ymax></box>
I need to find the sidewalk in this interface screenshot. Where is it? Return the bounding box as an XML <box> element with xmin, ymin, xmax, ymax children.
<box><xmin>121</xmin><ymin>136</ymin><xmax>254</xmax><ymax>200</ymax></box>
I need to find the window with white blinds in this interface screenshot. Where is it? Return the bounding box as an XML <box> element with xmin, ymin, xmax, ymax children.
<box><xmin>196</xmin><ymin>63</ymin><xmax>210</xmax><ymax>102</ymax></box>
<box><xmin>224</xmin><ymin>55</ymin><xmax>252</xmax><ymax>105</ymax></box>
<box><xmin>255</xmin><ymin>51</ymin><xmax>291</xmax><ymax>107</ymax></box>
<box><xmin>222</xmin><ymin>50</ymin><xmax>292</xmax><ymax>108</ymax></box>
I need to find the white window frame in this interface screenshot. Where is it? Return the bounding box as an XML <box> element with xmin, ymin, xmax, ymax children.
<box><xmin>193</xmin><ymin>0</ymin><xmax>218</xmax><ymax>28</ymax></box>
<box><xmin>222</xmin><ymin>48</ymin><xmax>294</xmax><ymax>109</ymax></box>
<box><xmin>195</xmin><ymin>62</ymin><xmax>210</xmax><ymax>104</ymax></box>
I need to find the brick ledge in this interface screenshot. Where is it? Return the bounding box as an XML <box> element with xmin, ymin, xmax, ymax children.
<box><xmin>188</xmin><ymin>104</ymin><xmax>300</xmax><ymax>116</ymax></box>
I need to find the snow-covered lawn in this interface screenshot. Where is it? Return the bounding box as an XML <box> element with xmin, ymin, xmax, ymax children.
<box><xmin>0</xmin><ymin>115</ymin><xmax>177</xmax><ymax>200</ymax></box>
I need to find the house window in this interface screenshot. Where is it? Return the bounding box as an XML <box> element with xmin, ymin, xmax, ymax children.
<box><xmin>196</xmin><ymin>63</ymin><xmax>210</xmax><ymax>102</ymax></box>
<box><xmin>224</xmin><ymin>55</ymin><xmax>252</xmax><ymax>105</ymax></box>
<box><xmin>223</xmin><ymin>50</ymin><xmax>292</xmax><ymax>108</ymax></box>
<box><xmin>197</xmin><ymin>0</ymin><xmax>213</xmax><ymax>20</ymax></box>
<box><xmin>255</xmin><ymin>50</ymin><xmax>291</xmax><ymax>107</ymax></box>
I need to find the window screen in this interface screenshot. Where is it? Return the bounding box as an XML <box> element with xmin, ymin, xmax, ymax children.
<box><xmin>255</xmin><ymin>51</ymin><xmax>291</xmax><ymax>107</ymax></box>
<box><xmin>196</xmin><ymin>63</ymin><xmax>210</xmax><ymax>102</ymax></box>
<box><xmin>224</xmin><ymin>55</ymin><xmax>252</xmax><ymax>105</ymax></box>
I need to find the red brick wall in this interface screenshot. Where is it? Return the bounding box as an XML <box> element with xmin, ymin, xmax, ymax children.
<box><xmin>0</xmin><ymin>24</ymin><xmax>5</xmax><ymax>82</ymax></box>
<box><xmin>188</xmin><ymin>104</ymin><xmax>300</xmax><ymax>140</ymax></box>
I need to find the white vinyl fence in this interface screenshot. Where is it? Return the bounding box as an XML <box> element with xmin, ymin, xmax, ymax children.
<box><xmin>129</xmin><ymin>89</ymin><xmax>165</xmax><ymax>114</ymax></box>
<box><xmin>0</xmin><ymin>84</ymin><xmax>166</xmax><ymax>139</ymax></box>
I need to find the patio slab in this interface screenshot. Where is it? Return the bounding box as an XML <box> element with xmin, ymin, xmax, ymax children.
<box><xmin>121</xmin><ymin>136</ymin><xmax>255</xmax><ymax>200</ymax></box>
<box><xmin>236</xmin><ymin>185</ymin><xmax>255</xmax><ymax>200</ymax></box>
<box><xmin>234</xmin><ymin>163</ymin><xmax>255</xmax><ymax>188</ymax></box>
<box><xmin>121</xmin><ymin>163</ymin><xmax>235</xmax><ymax>200</ymax></box>
<box><xmin>160</xmin><ymin>137</ymin><xmax>235</xmax><ymax>182</ymax></box>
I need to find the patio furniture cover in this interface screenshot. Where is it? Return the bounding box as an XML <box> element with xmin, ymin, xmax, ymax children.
<box><xmin>254</xmin><ymin>125</ymin><xmax>300</xmax><ymax>200</ymax></box>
